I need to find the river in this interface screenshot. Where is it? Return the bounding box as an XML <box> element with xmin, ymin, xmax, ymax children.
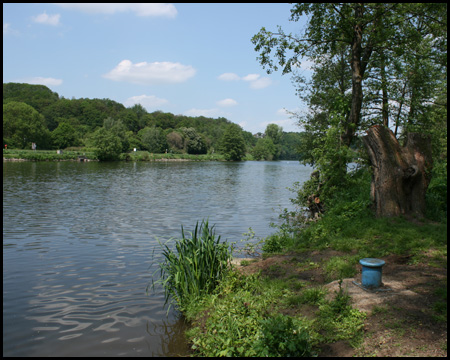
<box><xmin>3</xmin><ymin>160</ymin><xmax>313</xmax><ymax>356</ymax></box>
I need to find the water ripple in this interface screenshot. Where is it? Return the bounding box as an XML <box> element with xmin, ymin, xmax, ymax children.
<box><xmin>3</xmin><ymin>161</ymin><xmax>313</xmax><ymax>356</ymax></box>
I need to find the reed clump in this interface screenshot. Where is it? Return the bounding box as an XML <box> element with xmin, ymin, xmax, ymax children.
<box><xmin>154</xmin><ymin>220</ymin><xmax>233</xmax><ymax>312</ymax></box>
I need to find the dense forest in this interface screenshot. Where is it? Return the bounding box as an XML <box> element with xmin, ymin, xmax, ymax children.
<box><xmin>3</xmin><ymin>82</ymin><xmax>304</xmax><ymax>161</ymax></box>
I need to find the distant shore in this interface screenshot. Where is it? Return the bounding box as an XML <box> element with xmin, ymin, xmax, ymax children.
<box><xmin>2</xmin><ymin>149</ymin><xmax>230</xmax><ymax>162</ymax></box>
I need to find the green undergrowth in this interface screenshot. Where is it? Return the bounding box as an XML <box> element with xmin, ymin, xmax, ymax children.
<box><xmin>183</xmin><ymin>270</ymin><xmax>366</xmax><ymax>357</ymax></box>
<box><xmin>264</xmin><ymin>166</ymin><xmax>447</xmax><ymax>264</ymax></box>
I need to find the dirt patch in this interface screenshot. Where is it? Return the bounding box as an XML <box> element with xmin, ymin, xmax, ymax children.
<box><xmin>232</xmin><ymin>250</ymin><xmax>447</xmax><ymax>357</ymax></box>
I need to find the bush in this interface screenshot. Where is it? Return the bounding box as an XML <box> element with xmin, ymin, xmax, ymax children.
<box><xmin>262</xmin><ymin>233</ymin><xmax>291</xmax><ymax>253</ymax></box>
<box><xmin>254</xmin><ymin>314</ymin><xmax>312</xmax><ymax>357</ymax></box>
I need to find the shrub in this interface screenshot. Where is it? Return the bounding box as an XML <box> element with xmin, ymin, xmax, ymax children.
<box><xmin>262</xmin><ymin>233</ymin><xmax>292</xmax><ymax>253</ymax></box>
<box><xmin>253</xmin><ymin>314</ymin><xmax>312</xmax><ymax>357</ymax></box>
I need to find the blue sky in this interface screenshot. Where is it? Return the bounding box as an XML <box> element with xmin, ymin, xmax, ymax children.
<box><xmin>3</xmin><ymin>3</ymin><xmax>311</xmax><ymax>134</ymax></box>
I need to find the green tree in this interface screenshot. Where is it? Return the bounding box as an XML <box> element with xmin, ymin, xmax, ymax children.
<box><xmin>3</xmin><ymin>101</ymin><xmax>51</xmax><ymax>149</ymax></box>
<box><xmin>166</xmin><ymin>130</ymin><xmax>185</xmax><ymax>153</ymax></box>
<box><xmin>3</xmin><ymin>82</ymin><xmax>59</xmax><ymax>114</ymax></box>
<box><xmin>103</xmin><ymin>117</ymin><xmax>131</xmax><ymax>152</ymax></box>
<box><xmin>139</xmin><ymin>126</ymin><xmax>168</xmax><ymax>153</ymax></box>
<box><xmin>253</xmin><ymin>3</ymin><xmax>446</xmax><ymax>218</ymax></box>
<box><xmin>264</xmin><ymin>124</ymin><xmax>283</xmax><ymax>160</ymax></box>
<box><xmin>91</xmin><ymin>127</ymin><xmax>122</xmax><ymax>161</ymax></box>
<box><xmin>220</xmin><ymin>124</ymin><xmax>247</xmax><ymax>161</ymax></box>
<box><xmin>251</xmin><ymin>138</ymin><xmax>276</xmax><ymax>161</ymax></box>
<box><xmin>253</xmin><ymin>3</ymin><xmax>446</xmax><ymax>148</ymax></box>
<box><xmin>265</xmin><ymin>123</ymin><xmax>283</xmax><ymax>144</ymax></box>
<box><xmin>182</xmin><ymin>127</ymin><xmax>207</xmax><ymax>154</ymax></box>
<box><xmin>51</xmin><ymin>122</ymin><xmax>79</xmax><ymax>149</ymax></box>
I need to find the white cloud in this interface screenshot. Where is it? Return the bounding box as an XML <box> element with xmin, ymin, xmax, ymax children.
<box><xmin>218</xmin><ymin>72</ymin><xmax>272</xmax><ymax>89</ymax></box>
<box><xmin>248</xmin><ymin>77</ymin><xmax>272</xmax><ymax>89</ymax></box>
<box><xmin>3</xmin><ymin>22</ymin><xmax>19</xmax><ymax>36</ymax></box>
<box><xmin>216</xmin><ymin>98</ymin><xmax>237</xmax><ymax>107</ymax></box>
<box><xmin>242</xmin><ymin>74</ymin><xmax>260</xmax><ymax>82</ymax></box>
<box><xmin>3</xmin><ymin>23</ymin><xmax>10</xmax><ymax>35</ymax></box>
<box><xmin>217</xmin><ymin>72</ymin><xmax>240</xmax><ymax>81</ymax></box>
<box><xmin>124</xmin><ymin>94</ymin><xmax>169</xmax><ymax>110</ymax></box>
<box><xmin>17</xmin><ymin>77</ymin><xmax>63</xmax><ymax>86</ymax></box>
<box><xmin>54</xmin><ymin>3</ymin><xmax>177</xmax><ymax>18</ymax></box>
<box><xmin>184</xmin><ymin>108</ymin><xmax>223</xmax><ymax>118</ymax></box>
<box><xmin>103</xmin><ymin>60</ymin><xmax>196</xmax><ymax>85</ymax></box>
<box><xmin>32</xmin><ymin>12</ymin><xmax>61</xmax><ymax>26</ymax></box>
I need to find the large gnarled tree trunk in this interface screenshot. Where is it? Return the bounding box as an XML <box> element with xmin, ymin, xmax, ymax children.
<box><xmin>362</xmin><ymin>125</ymin><xmax>433</xmax><ymax>218</ymax></box>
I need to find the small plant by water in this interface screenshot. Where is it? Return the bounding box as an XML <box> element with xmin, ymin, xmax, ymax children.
<box><xmin>253</xmin><ymin>313</ymin><xmax>312</xmax><ymax>357</ymax></box>
<box><xmin>151</xmin><ymin>220</ymin><xmax>232</xmax><ymax>312</ymax></box>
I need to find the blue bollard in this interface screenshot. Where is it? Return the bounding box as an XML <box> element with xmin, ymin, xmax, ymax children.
<box><xmin>359</xmin><ymin>258</ymin><xmax>385</xmax><ymax>289</ymax></box>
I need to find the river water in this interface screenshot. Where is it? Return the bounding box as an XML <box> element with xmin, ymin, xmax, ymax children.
<box><xmin>3</xmin><ymin>160</ymin><xmax>313</xmax><ymax>356</ymax></box>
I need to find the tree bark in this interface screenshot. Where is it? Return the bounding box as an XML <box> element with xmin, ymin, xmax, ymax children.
<box><xmin>341</xmin><ymin>4</ymin><xmax>373</xmax><ymax>147</ymax></box>
<box><xmin>362</xmin><ymin>125</ymin><xmax>433</xmax><ymax>218</ymax></box>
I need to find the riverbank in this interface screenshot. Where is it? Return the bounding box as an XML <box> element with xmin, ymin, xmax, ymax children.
<box><xmin>181</xmin><ymin>215</ymin><xmax>447</xmax><ymax>357</ymax></box>
<box><xmin>2</xmin><ymin>149</ymin><xmax>230</xmax><ymax>162</ymax></box>
<box><xmin>3</xmin><ymin>149</ymin><xmax>97</xmax><ymax>161</ymax></box>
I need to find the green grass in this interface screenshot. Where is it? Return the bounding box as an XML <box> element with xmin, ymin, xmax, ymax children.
<box><xmin>3</xmin><ymin>149</ymin><xmax>96</xmax><ymax>161</ymax></box>
<box><xmin>291</xmin><ymin>209</ymin><xmax>446</xmax><ymax>260</ymax></box>
<box><xmin>121</xmin><ymin>151</ymin><xmax>226</xmax><ymax>161</ymax></box>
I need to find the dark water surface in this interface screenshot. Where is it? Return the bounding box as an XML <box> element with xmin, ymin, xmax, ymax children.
<box><xmin>3</xmin><ymin>160</ymin><xmax>313</xmax><ymax>356</ymax></box>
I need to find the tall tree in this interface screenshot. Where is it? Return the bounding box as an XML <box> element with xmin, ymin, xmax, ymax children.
<box><xmin>252</xmin><ymin>3</ymin><xmax>446</xmax><ymax>217</ymax></box>
<box><xmin>220</xmin><ymin>124</ymin><xmax>247</xmax><ymax>161</ymax></box>
<box><xmin>3</xmin><ymin>101</ymin><xmax>51</xmax><ymax>149</ymax></box>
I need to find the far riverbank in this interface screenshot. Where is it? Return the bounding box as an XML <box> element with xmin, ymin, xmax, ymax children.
<box><xmin>3</xmin><ymin>149</ymin><xmax>236</xmax><ymax>162</ymax></box>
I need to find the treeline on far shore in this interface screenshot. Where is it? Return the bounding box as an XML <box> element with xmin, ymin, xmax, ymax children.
<box><xmin>3</xmin><ymin>82</ymin><xmax>307</xmax><ymax>161</ymax></box>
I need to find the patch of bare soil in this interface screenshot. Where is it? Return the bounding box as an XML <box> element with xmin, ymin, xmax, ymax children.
<box><xmin>233</xmin><ymin>251</ymin><xmax>447</xmax><ymax>357</ymax></box>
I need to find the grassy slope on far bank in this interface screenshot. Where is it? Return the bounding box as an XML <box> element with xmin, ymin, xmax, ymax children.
<box><xmin>3</xmin><ymin>149</ymin><xmax>235</xmax><ymax>162</ymax></box>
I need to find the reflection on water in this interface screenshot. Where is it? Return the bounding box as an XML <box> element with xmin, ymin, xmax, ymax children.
<box><xmin>3</xmin><ymin>160</ymin><xmax>312</xmax><ymax>356</ymax></box>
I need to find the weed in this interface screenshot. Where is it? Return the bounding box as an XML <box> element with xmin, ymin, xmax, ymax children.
<box><xmin>236</xmin><ymin>228</ymin><xmax>264</xmax><ymax>257</ymax></box>
<box><xmin>185</xmin><ymin>271</ymin><xmax>286</xmax><ymax>357</ymax></box>
<box><xmin>298</xmin><ymin>287</ymin><xmax>327</xmax><ymax>305</ymax></box>
<box><xmin>262</xmin><ymin>233</ymin><xmax>290</xmax><ymax>253</ymax></box>
<box><xmin>253</xmin><ymin>314</ymin><xmax>313</xmax><ymax>357</ymax></box>
<box><xmin>311</xmin><ymin>281</ymin><xmax>366</xmax><ymax>346</ymax></box>
<box><xmin>151</xmin><ymin>220</ymin><xmax>232</xmax><ymax>312</ymax></box>
<box><xmin>240</xmin><ymin>260</ymin><xmax>250</xmax><ymax>267</ymax></box>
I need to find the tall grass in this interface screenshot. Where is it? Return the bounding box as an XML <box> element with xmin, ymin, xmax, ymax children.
<box><xmin>152</xmin><ymin>220</ymin><xmax>233</xmax><ymax>312</ymax></box>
